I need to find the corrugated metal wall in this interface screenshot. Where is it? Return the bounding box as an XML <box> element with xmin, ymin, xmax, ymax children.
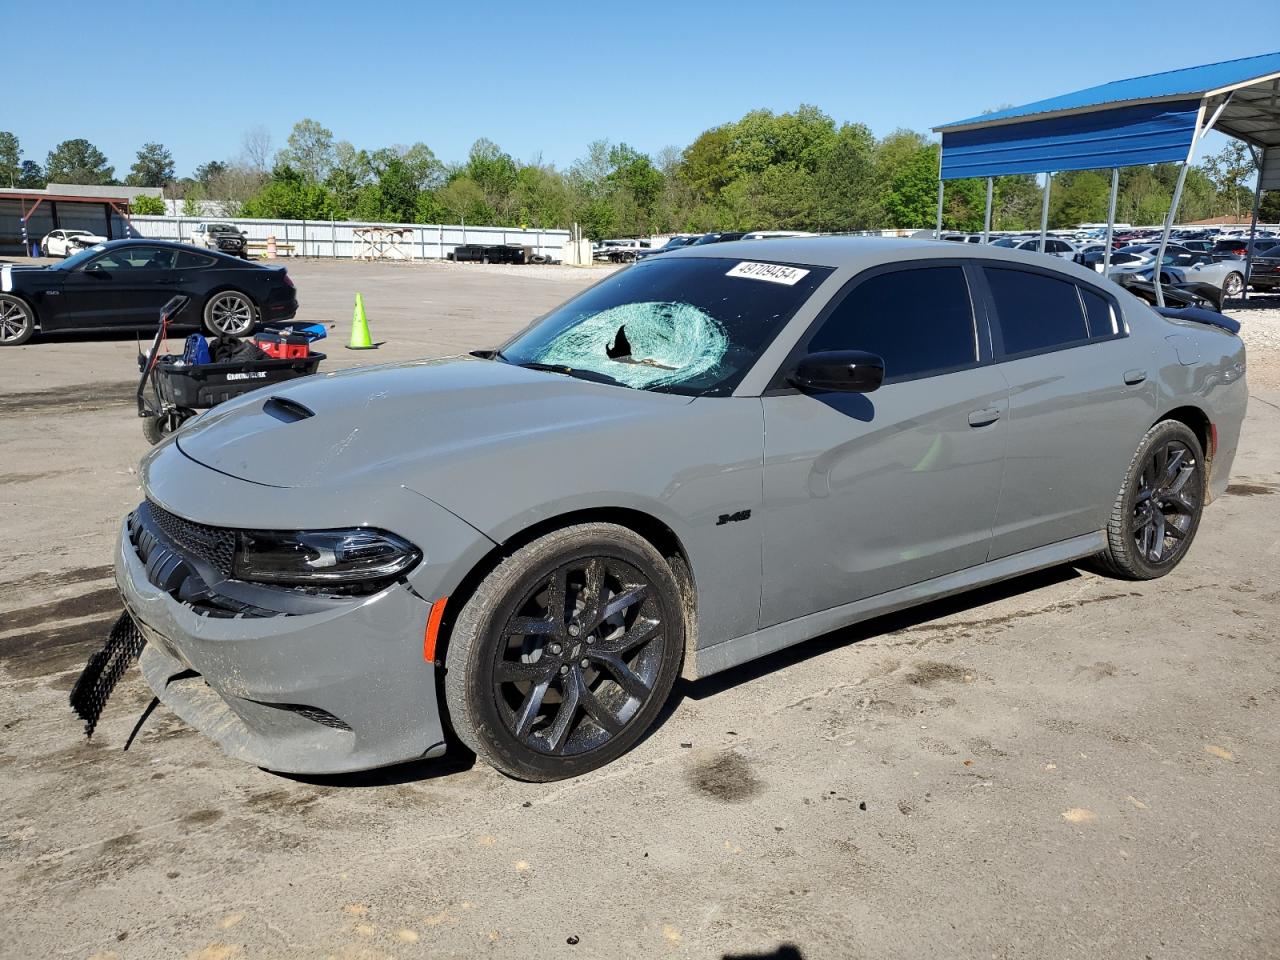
<box><xmin>0</xmin><ymin>200</ymin><xmax>133</xmax><ymax>255</ymax></box>
<box><xmin>123</xmin><ymin>216</ymin><xmax>571</xmax><ymax>260</ymax></box>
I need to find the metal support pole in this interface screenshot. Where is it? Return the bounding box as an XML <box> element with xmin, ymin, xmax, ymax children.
<box><xmin>1103</xmin><ymin>168</ymin><xmax>1119</xmax><ymax>276</ymax></box>
<box><xmin>982</xmin><ymin>177</ymin><xmax>993</xmax><ymax>243</ymax></box>
<box><xmin>934</xmin><ymin>181</ymin><xmax>945</xmax><ymax>239</ymax></box>
<box><xmin>1156</xmin><ymin>96</ymin><xmax>1228</xmax><ymax>307</ymax></box>
<box><xmin>1243</xmin><ymin>145</ymin><xmax>1264</xmax><ymax>302</ymax></box>
<box><xmin>1038</xmin><ymin>173</ymin><xmax>1051</xmax><ymax>253</ymax></box>
<box><xmin>1153</xmin><ymin>161</ymin><xmax>1193</xmax><ymax>308</ymax></box>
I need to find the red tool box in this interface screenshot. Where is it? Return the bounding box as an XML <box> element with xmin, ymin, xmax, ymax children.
<box><xmin>254</xmin><ymin>330</ymin><xmax>311</xmax><ymax>359</ymax></box>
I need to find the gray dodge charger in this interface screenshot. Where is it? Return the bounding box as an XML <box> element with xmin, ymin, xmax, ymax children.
<box><xmin>107</xmin><ymin>238</ymin><xmax>1247</xmax><ymax>781</ymax></box>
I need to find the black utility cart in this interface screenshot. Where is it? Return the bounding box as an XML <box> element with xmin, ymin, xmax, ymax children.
<box><xmin>137</xmin><ymin>295</ymin><xmax>325</xmax><ymax>444</ymax></box>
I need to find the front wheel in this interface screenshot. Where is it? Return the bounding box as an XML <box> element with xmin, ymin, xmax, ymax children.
<box><xmin>203</xmin><ymin>290</ymin><xmax>257</xmax><ymax>337</ymax></box>
<box><xmin>1223</xmin><ymin>272</ymin><xmax>1244</xmax><ymax>299</ymax></box>
<box><xmin>0</xmin><ymin>294</ymin><xmax>36</xmax><ymax>346</ymax></box>
<box><xmin>444</xmin><ymin>523</ymin><xmax>686</xmax><ymax>781</ymax></box>
<box><xmin>1094</xmin><ymin>420</ymin><xmax>1205</xmax><ymax>580</ymax></box>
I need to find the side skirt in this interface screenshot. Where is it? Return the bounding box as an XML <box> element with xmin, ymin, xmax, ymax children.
<box><xmin>693</xmin><ymin>531</ymin><xmax>1106</xmax><ymax>679</ymax></box>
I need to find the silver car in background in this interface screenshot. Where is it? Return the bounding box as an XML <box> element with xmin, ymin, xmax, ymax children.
<box><xmin>107</xmin><ymin>238</ymin><xmax>1247</xmax><ymax>781</ymax></box>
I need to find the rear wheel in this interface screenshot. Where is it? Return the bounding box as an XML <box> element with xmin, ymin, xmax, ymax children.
<box><xmin>1094</xmin><ymin>420</ymin><xmax>1205</xmax><ymax>579</ymax></box>
<box><xmin>0</xmin><ymin>295</ymin><xmax>36</xmax><ymax>346</ymax></box>
<box><xmin>444</xmin><ymin>523</ymin><xmax>686</xmax><ymax>781</ymax></box>
<box><xmin>203</xmin><ymin>290</ymin><xmax>256</xmax><ymax>337</ymax></box>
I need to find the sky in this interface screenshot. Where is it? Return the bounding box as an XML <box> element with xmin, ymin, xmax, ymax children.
<box><xmin>3</xmin><ymin>0</ymin><xmax>1267</xmax><ymax>179</ymax></box>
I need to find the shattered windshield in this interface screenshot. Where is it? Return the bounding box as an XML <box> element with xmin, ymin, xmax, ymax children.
<box><xmin>499</xmin><ymin>257</ymin><xmax>832</xmax><ymax>396</ymax></box>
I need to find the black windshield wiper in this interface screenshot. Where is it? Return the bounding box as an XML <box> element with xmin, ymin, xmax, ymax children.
<box><xmin>517</xmin><ymin>362</ymin><xmax>629</xmax><ymax>388</ymax></box>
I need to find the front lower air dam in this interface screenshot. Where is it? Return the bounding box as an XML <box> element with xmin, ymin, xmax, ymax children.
<box><xmin>69</xmin><ymin>611</ymin><xmax>146</xmax><ymax>737</ymax></box>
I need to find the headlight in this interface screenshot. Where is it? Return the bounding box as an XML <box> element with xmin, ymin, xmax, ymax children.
<box><xmin>232</xmin><ymin>528</ymin><xmax>420</xmax><ymax>589</ymax></box>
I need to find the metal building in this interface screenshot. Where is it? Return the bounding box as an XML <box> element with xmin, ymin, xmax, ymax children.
<box><xmin>0</xmin><ymin>184</ymin><xmax>161</xmax><ymax>256</ymax></box>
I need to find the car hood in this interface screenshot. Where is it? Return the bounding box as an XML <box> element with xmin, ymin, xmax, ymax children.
<box><xmin>174</xmin><ymin>355</ymin><xmax>691</xmax><ymax>490</ymax></box>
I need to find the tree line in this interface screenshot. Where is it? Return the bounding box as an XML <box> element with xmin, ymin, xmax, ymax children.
<box><xmin>3</xmin><ymin>109</ymin><xmax>1277</xmax><ymax>234</ymax></box>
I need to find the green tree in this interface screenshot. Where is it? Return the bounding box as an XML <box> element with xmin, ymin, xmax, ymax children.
<box><xmin>812</xmin><ymin>122</ymin><xmax>879</xmax><ymax>230</ymax></box>
<box><xmin>126</xmin><ymin>142</ymin><xmax>175</xmax><ymax>187</ymax></box>
<box><xmin>45</xmin><ymin>138</ymin><xmax>113</xmax><ymax>184</ymax></box>
<box><xmin>131</xmin><ymin>194</ymin><xmax>165</xmax><ymax>215</ymax></box>
<box><xmin>17</xmin><ymin>160</ymin><xmax>45</xmax><ymax>188</ymax></box>
<box><xmin>240</xmin><ymin>164</ymin><xmax>332</xmax><ymax>219</ymax></box>
<box><xmin>1260</xmin><ymin>190</ymin><xmax>1280</xmax><ymax>223</ymax></box>
<box><xmin>0</xmin><ymin>131</ymin><xmax>20</xmax><ymax>187</ymax></box>
<box><xmin>883</xmin><ymin>143</ymin><xmax>941</xmax><ymax>228</ymax></box>
<box><xmin>194</xmin><ymin>160</ymin><xmax>227</xmax><ymax>187</ymax></box>
<box><xmin>1049</xmin><ymin>170</ymin><xmax>1111</xmax><ymax>227</ymax></box>
<box><xmin>1201</xmin><ymin>142</ymin><xmax>1255</xmax><ymax>220</ymax></box>
<box><xmin>280</xmin><ymin>119</ymin><xmax>336</xmax><ymax>183</ymax></box>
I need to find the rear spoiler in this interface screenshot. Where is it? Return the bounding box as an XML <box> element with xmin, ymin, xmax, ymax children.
<box><xmin>1156</xmin><ymin>306</ymin><xmax>1240</xmax><ymax>335</ymax></box>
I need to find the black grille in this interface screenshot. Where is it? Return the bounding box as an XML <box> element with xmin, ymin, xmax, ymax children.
<box><xmin>146</xmin><ymin>500</ymin><xmax>236</xmax><ymax>574</ymax></box>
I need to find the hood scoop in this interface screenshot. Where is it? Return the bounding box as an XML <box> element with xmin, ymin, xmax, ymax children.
<box><xmin>263</xmin><ymin>396</ymin><xmax>315</xmax><ymax>423</ymax></box>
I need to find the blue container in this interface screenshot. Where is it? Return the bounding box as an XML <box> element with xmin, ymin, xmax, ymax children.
<box><xmin>182</xmin><ymin>334</ymin><xmax>212</xmax><ymax>366</ymax></box>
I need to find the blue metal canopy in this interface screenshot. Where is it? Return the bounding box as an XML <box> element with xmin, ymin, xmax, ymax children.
<box><xmin>939</xmin><ymin>100</ymin><xmax>1201</xmax><ymax>180</ymax></box>
<box><xmin>935</xmin><ymin>51</ymin><xmax>1280</xmax><ymax>179</ymax></box>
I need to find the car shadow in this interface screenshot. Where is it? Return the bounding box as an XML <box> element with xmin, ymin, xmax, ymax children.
<box><xmin>661</xmin><ymin>562</ymin><xmax>1082</xmax><ymax>719</ymax></box>
<box><xmin>279</xmin><ymin>563</ymin><xmax>1082</xmax><ymax>789</ymax></box>
<box><xmin>274</xmin><ymin>750</ymin><xmax>478</xmax><ymax>789</ymax></box>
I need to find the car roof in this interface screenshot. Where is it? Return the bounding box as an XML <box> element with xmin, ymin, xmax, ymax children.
<box><xmin>660</xmin><ymin>235</ymin><xmax>1118</xmax><ymax>281</ymax></box>
<box><xmin>89</xmin><ymin>238</ymin><xmax>250</xmax><ymax>263</ymax></box>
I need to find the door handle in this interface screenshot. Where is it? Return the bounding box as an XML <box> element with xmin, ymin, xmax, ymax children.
<box><xmin>1123</xmin><ymin>368</ymin><xmax>1147</xmax><ymax>385</ymax></box>
<box><xmin>968</xmin><ymin>407</ymin><xmax>1002</xmax><ymax>427</ymax></box>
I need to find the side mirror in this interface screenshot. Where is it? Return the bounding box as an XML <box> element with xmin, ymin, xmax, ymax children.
<box><xmin>788</xmin><ymin>350</ymin><xmax>885</xmax><ymax>393</ymax></box>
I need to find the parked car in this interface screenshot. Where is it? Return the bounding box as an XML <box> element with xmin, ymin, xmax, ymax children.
<box><xmin>1110</xmin><ymin>248</ymin><xmax>1247</xmax><ymax>305</ymax></box>
<box><xmin>1074</xmin><ymin>250</ymin><xmax>1147</xmax><ymax>271</ymax></box>
<box><xmin>41</xmin><ymin>229</ymin><xmax>107</xmax><ymax>257</ymax></box>
<box><xmin>741</xmin><ymin>230</ymin><xmax>818</xmax><ymax>241</ymax></box>
<box><xmin>1246</xmin><ymin>251</ymin><xmax>1280</xmax><ymax>291</ymax></box>
<box><xmin>1013</xmin><ymin>237</ymin><xmax>1078</xmax><ymax>259</ymax></box>
<box><xmin>190</xmin><ymin>222</ymin><xmax>249</xmax><ymax>259</ymax></box>
<box><xmin>594</xmin><ymin>239</ymin><xmax>650</xmax><ymax>262</ymax></box>
<box><xmin>689</xmin><ymin>231</ymin><xmax>746</xmax><ymax>245</ymax></box>
<box><xmin>0</xmin><ymin>239</ymin><xmax>297</xmax><ymax>346</ymax></box>
<box><xmin>635</xmin><ymin>235</ymin><xmax>701</xmax><ymax>260</ymax></box>
<box><xmin>96</xmin><ymin>237</ymin><xmax>1245</xmax><ymax>780</ymax></box>
<box><xmin>1210</xmin><ymin>238</ymin><xmax>1280</xmax><ymax>261</ymax></box>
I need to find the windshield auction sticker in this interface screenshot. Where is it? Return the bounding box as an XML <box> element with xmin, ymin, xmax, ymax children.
<box><xmin>726</xmin><ymin>261</ymin><xmax>810</xmax><ymax>285</ymax></box>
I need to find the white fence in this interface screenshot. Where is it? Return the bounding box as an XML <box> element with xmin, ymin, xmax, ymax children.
<box><xmin>125</xmin><ymin>215</ymin><xmax>571</xmax><ymax>261</ymax></box>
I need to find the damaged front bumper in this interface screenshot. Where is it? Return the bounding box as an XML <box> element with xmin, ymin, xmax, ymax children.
<box><xmin>114</xmin><ymin>515</ymin><xmax>448</xmax><ymax>774</ymax></box>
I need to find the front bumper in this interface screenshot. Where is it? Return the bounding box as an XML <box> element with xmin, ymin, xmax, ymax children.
<box><xmin>116</xmin><ymin>518</ymin><xmax>448</xmax><ymax>774</ymax></box>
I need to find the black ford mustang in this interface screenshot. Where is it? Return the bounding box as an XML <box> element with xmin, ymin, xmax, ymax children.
<box><xmin>0</xmin><ymin>239</ymin><xmax>298</xmax><ymax>346</ymax></box>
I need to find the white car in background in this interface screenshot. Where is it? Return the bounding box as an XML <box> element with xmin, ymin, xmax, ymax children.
<box><xmin>42</xmin><ymin>229</ymin><xmax>107</xmax><ymax>257</ymax></box>
<box><xmin>1013</xmin><ymin>237</ymin><xmax>1079</xmax><ymax>259</ymax></box>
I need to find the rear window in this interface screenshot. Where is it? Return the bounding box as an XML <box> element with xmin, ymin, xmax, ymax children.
<box><xmin>984</xmin><ymin>267</ymin><xmax>1089</xmax><ymax>356</ymax></box>
<box><xmin>1212</xmin><ymin>240</ymin><xmax>1247</xmax><ymax>253</ymax></box>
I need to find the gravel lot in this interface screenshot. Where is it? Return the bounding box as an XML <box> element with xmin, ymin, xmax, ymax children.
<box><xmin>1</xmin><ymin>260</ymin><xmax>1277</xmax><ymax>959</ymax></box>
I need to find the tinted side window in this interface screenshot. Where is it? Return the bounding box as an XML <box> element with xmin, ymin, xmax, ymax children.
<box><xmin>808</xmin><ymin>266</ymin><xmax>977</xmax><ymax>381</ymax></box>
<box><xmin>985</xmin><ymin>267</ymin><xmax>1088</xmax><ymax>355</ymax></box>
<box><xmin>176</xmin><ymin>251</ymin><xmax>217</xmax><ymax>269</ymax></box>
<box><xmin>1080</xmin><ymin>287</ymin><xmax>1118</xmax><ymax>338</ymax></box>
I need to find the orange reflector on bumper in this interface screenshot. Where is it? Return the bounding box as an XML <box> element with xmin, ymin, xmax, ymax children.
<box><xmin>423</xmin><ymin>597</ymin><xmax>448</xmax><ymax>663</ymax></box>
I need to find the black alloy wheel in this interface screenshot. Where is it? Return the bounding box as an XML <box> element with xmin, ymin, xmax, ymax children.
<box><xmin>1129</xmin><ymin>437</ymin><xmax>1201</xmax><ymax>567</ymax></box>
<box><xmin>445</xmin><ymin>523</ymin><xmax>685</xmax><ymax>781</ymax></box>
<box><xmin>1096</xmin><ymin>420</ymin><xmax>1205</xmax><ymax>579</ymax></box>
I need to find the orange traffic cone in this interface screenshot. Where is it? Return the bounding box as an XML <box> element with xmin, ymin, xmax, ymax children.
<box><xmin>347</xmin><ymin>293</ymin><xmax>376</xmax><ymax>350</ymax></box>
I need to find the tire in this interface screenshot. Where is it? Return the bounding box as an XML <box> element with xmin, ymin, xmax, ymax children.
<box><xmin>203</xmin><ymin>290</ymin><xmax>257</xmax><ymax>337</ymax></box>
<box><xmin>444</xmin><ymin>522</ymin><xmax>686</xmax><ymax>781</ymax></box>
<box><xmin>1094</xmin><ymin>420</ymin><xmax>1205</xmax><ymax>580</ymax></box>
<box><xmin>1223</xmin><ymin>272</ymin><xmax>1244</xmax><ymax>299</ymax></box>
<box><xmin>142</xmin><ymin>415</ymin><xmax>170</xmax><ymax>445</ymax></box>
<box><xmin>0</xmin><ymin>294</ymin><xmax>36</xmax><ymax>346</ymax></box>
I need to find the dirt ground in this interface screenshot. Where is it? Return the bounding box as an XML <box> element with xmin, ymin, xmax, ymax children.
<box><xmin>1</xmin><ymin>259</ymin><xmax>1278</xmax><ymax>960</ymax></box>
